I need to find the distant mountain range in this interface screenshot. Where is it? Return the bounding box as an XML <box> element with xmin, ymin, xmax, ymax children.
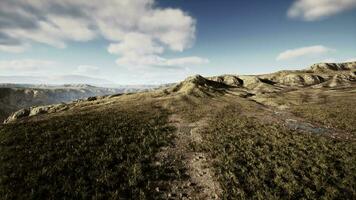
<box><xmin>0</xmin><ymin>83</ymin><xmax>158</xmax><ymax>122</ymax></box>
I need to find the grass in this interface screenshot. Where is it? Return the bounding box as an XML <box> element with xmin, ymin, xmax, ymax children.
<box><xmin>200</xmin><ymin>104</ymin><xmax>356</xmax><ymax>199</ymax></box>
<box><xmin>0</xmin><ymin>101</ymin><xmax>175</xmax><ymax>199</ymax></box>
<box><xmin>1</xmin><ymin>85</ymin><xmax>355</xmax><ymax>199</ymax></box>
<box><xmin>292</xmin><ymin>95</ymin><xmax>356</xmax><ymax>135</ymax></box>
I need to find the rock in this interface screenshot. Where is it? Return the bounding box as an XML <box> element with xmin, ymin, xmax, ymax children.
<box><xmin>238</xmin><ymin>75</ymin><xmax>261</xmax><ymax>88</ymax></box>
<box><xmin>86</xmin><ymin>96</ymin><xmax>97</xmax><ymax>101</ymax></box>
<box><xmin>328</xmin><ymin>74</ymin><xmax>353</xmax><ymax>87</ymax></box>
<box><xmin>223</xmin><ymin>75</ymin><xmax>243</xmax><ymax>86</ymax></box>
<box><xmin>276</xmin><ymin>74</ymin><xmax>324</xmax><ymax>86</ymax></box>
<box><xmin>313</xmin><ymin>73</ymin><xmax>355</xmax><ymax>88</ymax></box>
<box><xmin>311</xmin><ymin>62</ymin><xmax>356</xmax><ymax>72</ymax></box>
<box><xmin>4</xmin><ymin>108</ymin><xmax>30</xmax><ymax>123</ymax></box>
<box><xmin>29</xmin><ymin>106</ymin><xmax>51</xmax><ymax>116</ymax></box>
<box><xmin>208</xmin><ymin>75</ymin><xmax>243</xmax><ymax>87</ymax></box>
<box><xmin>167</xmin><ymin>74</ymin><xmax>228</xmax><ymax>96</ymax></box>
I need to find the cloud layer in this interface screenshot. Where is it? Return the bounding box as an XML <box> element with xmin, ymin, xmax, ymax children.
<box><xmin>0</xmin><ymin>59</ymin><xmax>55</xmax><ymax>71</ymax></box>
<box><xmin>0</xmin><ymin>0</ymin><xmax>207</xmax><ymax>68</ymax></box>
<box><xmin>288</xmin><ymin>0</ymin><xmax>356</xmax><ymax>21</ymax></box>
<box><xmin>276</xmin><ymin>45</ymin><xmax>334</xmax><ymax>61</ymax></box>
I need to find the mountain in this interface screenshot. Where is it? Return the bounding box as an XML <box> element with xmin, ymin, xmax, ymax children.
<box><xmin>0</xmin><ymin>84</ymin><xmax>157</xmax><ymax>122</ymax></box>
<box><xmin>0</xmin><ymin>62</ymin><xmax>355</xmax><ymax>199</ymax></box>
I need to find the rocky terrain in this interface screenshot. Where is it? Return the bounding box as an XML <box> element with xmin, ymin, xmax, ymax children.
<box><xmin>0</xmin><ymin>84</ymin><xmax>156</xmax><ymax>122</ymax></box>
<box><xmin>0</xmin><ymin>62</ymin><xmax>355</xmax><ymax>199</ymax></box>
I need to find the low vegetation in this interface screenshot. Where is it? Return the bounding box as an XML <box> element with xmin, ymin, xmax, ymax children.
<box><xmin>0</xmin><ymin>101</ymin><xmax>175</xmax><ymax>199</ymax></box>
<box><xmin>292</xmin><ymin>95</ymin><xmax>356</xmax><ymax>135</ymax></box>
<box><xmin>200</xmin><ymin>104</ymin><xmax>355</xmax><ymax>199</ymax></box>
<box><xmin>1</xmin><ymin>63</ymin><xmax>355</xmax><ymax>199</ymax></box>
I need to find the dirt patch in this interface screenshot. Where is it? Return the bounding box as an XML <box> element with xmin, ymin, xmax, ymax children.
<box><xmin>153</xmin><ymin>114</ymin><xmax>222</xmax><ymax>199</ymax></box>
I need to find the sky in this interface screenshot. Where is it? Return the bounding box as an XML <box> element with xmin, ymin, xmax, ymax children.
<box><xmin>0</xmin><ymin>0</ymin><xmax>355</xmax><ymax>85</ymax></box>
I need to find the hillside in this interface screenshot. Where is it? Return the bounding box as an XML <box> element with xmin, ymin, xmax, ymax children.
<box><xmin>0</xmin><ymin>62</ymin><xmax>355</xmax><ymax>199</ymax></box>
<box><xmin>0</xmin><ymin>84</ymin><xmax>155</xmax><ymax>122</ymax></box>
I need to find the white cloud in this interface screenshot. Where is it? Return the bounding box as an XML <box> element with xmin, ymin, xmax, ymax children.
<box><xmin>0</xmin><ymin>59</ymin><xmax>55</xmax><ymax>71</ymax></box>
<box><xmin>108</xmin><ymin>33</ymin><xmax>163</xmax><ymax>56</ymax></box>
<box><xmin>0</xmin><ymin>0</ymin><xmax>205</xmax><ymax>70</ymax></box>
<box><xmin>322</xmin><ymin>57</ymin><xmax>356</xmax><ymax>63</ymax></box>
<box><xmin>116</xmin><ymin>55</ymin><xmax>209</xmax><ymax>68</ymax></box>
<box><xmin>288</xmin><ymin>0</ymin><xmax>356</xmax><ymax>21</ymax></box>
<box><xmin>165</xmin><ymin>57</ymin><xmax>210</xmax><ymax>66</ymax></box>
<box><xmin>321</xmin><ymin>58</ymin><xmax>337</xmax><ymax>63</ymax></box>
<box><xmin>138</xmin><ymin>8</ymin><xmax>196</xmax><ymax>51</ymax></box>
<box><xmin>75</xmin><ymin>65</ymin><xmax>100</xmax><ymax>75</ymax></box>
<box><xmin>276</xmin><ymin>45</ymin><xmax>334</xmax><ymax>61</ymax></box>
<box><xmin>0</xmin><ymin>43</ymin><xmax>29</xmax><ymax>53</ymax></box>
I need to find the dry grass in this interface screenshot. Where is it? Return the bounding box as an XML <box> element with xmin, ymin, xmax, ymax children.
<box><xmin>0</xmin><ymin>99</ymin><xmax>175</xmax><ymax>199</ymax></box>
<box><xmin>199</xmin><ymin>104</ymin><xmax>355</xmax><ymax>199</ymax></box>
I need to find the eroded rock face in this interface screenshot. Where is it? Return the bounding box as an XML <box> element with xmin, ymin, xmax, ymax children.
<box><xmin>184</xmin><ymin>75</ymin><xmax>209</xmax><ymax>85</ymax></box>
<box><xmin>237</xmin><ymin>76</ymin><xmax>261</xmax><ymax>89</ymax></box>
<box><xmin>221</xmin><ymin>75</ymin><xmax>243</xmax><ymax>87</ymax></box>
<box><xmin>311</xmin><ymin>62</ymin><xmax>356</xmax><ymax>72</ymax></box>
<box><xmin>4</xmin><ymin>108</ymin><xmax>30</xmax><ymax>123</ymax></box>
<box><xmin>29</xmin><ymin>106</ymin><xmax>51</xmax><ymax>116</ymax></box>
<box><xmin>208</xmin><ymin>75</ymin><xmax>243</xmax><ymax>87</ymax></box>
<box><xmin>328</xmin><ymin>74</ymin><xmax>355</xmax><ymax>87</ymax></box>
<box><xmin>272</xmin><ymin>74</ymin><xmax>325</xmax><ymax>87</ymax></box>
<box><xmin>3</xmin><ymin>104</ymin><xmax>69</xmax><ymax>124</ymax></box>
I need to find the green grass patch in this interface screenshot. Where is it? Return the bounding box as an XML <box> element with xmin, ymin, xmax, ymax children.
<box><xmin>0</xmin><ymin>102</ymin><xmax>175</xmax><ymax>199</ymax></box>
<box><xmin>200</xmin><ymin>104</ymin><xmax>355</xmax><ymax>199</ymax></box>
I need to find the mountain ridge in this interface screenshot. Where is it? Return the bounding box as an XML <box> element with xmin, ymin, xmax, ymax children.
<box><xmin>3</xmin><ymin>61</ymin><xmax>355</xmax><ymax>124</ymax></box>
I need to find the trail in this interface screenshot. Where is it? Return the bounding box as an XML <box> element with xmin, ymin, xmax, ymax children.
<box><xmin>153</xmin><ymin>114</ymin><xmax>222</xmax><ymax>199</ymax></box>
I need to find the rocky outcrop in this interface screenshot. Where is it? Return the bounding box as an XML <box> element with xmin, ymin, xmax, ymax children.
<box><xmin>3</xmin><ymin>62</ymin><xmax>356</xmax><ymax>123</ymax></box>
<box><xmin>275</xmin><ymin>74</ymin><xmax>325</xmax><ymax>87</ymax></box>
<box><xmin>310</xmin><ymin>62</ymin><xmax>356</xmax><ymax>72</ymax></box>
<box><xmin>208</xmin><ymin>75</ymin><xmax>243</xmax><ymax>87</ymax></box>
<box><xmin>313</xmin><ymin>73</ymin><xmax>356</xmax><ymax>88</ymax></box>
<box><xmin>4</xmin><ymin>108</ymin><xmax>30</xmax><ymax>123</ymax></box>
<box><xmin>4</xmin><ymin>104</ymin><xmax>69</xmax><ymax>124</ymax></box>
<box><xmin>0</xmin><ymin>84</ymin><xmax>148</xmax><ymax>122</ymax></box>
<box><xmin>165</xmin><ymin>75</ymin><xmax>229</xmax><ymax>96</ymax></box>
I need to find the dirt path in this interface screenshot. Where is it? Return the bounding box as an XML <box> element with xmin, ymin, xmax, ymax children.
<box><xmin>153</xmin><ymin>114</ymin><xmax>222</xmax><ymax>199</ymax></box>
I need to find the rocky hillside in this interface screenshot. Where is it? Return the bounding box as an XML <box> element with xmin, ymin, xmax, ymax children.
<box><xmin>0</xmin><ymin>84</ymin><xmax>155</xmax><ymax>122</ymax></box>
<box><xmin>4</xmin><ymin>62</ymin><xmax>356</xmax><ymax>124</ymax></box>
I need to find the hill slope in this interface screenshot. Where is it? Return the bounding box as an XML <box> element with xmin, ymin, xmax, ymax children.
<box><xmin>0</xmin><ymin>84</ymin><xmax>155</xmax><ymax>122</ymax></box>
<box><xmin>0</xmin><ymin>62</ymin><xmax>355</xmax><ymax>199</ymax></box>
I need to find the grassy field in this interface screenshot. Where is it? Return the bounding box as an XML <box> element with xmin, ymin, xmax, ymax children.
<box><xmin>199</xmin><ymin>104</ymin><xmax>355</xmax><ymax>199</ymax></box>
<box><xmin>0</xmin><ymin>85</ymin><xmax>355</xmax><ymax>199</ymax></box>
<box><xmin>0</xmin><ymin>100</ymin><xmax>175</xmax><ymax>199</ymax></box>
<box><xmin>292</xmin><ymin>94</ymin><xmax>356</xmax><ymax>135</ymax></box>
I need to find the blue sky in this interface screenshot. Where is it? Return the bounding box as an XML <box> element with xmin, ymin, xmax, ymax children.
<box><xmin>0</xmin><ymin>0</ymin><xmax>355</xmax><ymax>84</ymax></box>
